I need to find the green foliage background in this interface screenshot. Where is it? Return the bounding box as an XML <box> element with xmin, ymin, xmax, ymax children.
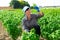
<box><xmin>0</xmin><ymin>8</ymin><xmax>60</xmax><ymax>40</ymax></box>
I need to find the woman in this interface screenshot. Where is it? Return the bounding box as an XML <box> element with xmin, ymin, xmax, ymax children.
<box><xmin>22</xmin><ymin>6</ymin><xmax>44</xmax><ymax>36</ymax></box>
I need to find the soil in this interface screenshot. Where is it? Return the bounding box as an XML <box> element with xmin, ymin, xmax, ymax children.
<box><xmin>0</xmin><ymin>22</ymin><xmax>11</xmax><ymax>40</ymax></box>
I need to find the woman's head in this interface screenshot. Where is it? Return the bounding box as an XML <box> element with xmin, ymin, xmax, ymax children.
<box><xmin>25</xmin><ymin>8</ymin><xmax>31</xmax><ymax>16</ymax></box>
<box><xmin>23</xmin><ymin>6</ymin><xmax>31</xmax><ymax>20</ymax></box>
<box><xmin>23</xmin><ymin>6</ymin><xmax>31</xmax><ymax>14</ymax></box>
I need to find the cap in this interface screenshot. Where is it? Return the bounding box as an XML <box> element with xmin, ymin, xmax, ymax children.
<box><xmin>23</xmin><ymin>6</ymin><xmax>30</xmax><ymax>12</ymax></box>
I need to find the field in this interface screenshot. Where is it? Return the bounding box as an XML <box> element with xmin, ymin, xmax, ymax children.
<box><xmin>0</xmin><ymin>8</ymin><xmax>60</xmax><ymax>40</ymax></box>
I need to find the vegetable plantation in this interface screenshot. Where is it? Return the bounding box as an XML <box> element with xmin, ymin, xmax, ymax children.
<box><xmin>0</xmin><ymin>8</ymin><xmax>60</xmax><ymax>40</ymax></box>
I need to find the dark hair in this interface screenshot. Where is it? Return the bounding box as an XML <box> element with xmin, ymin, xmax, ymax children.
<box><xmin>25</xmin><ymin>8</ymin><xmax>29</xmax><ymax>12</ymax></box>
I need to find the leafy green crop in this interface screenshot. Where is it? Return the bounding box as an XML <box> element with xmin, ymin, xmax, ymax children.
<box><xmin>0</xmin><ymin>9</ymin><xmax>22</xmax><ymax>40</ymax></box>
<box><xmin>38</xmin><ymin>8</ymin><xmax>60</xmax><ymax>40</ymax></box>
<box><xmin>0</xmin><ymin>8</ymin><xmax>60</xmax><ymax>40</ymax></box>
<box><xmin>49</xmin><ymin>29</ymin><xmax>60</xmax><ymax>40</ymax></box>
<box><xmin>21</xmin><ymin>29</ymin><xmax>39</xmax><ymax>40</ymax></box>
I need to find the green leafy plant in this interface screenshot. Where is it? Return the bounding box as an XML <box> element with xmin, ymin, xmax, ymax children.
<box><xmin>0</xmin><ymin>10</ymin><xmax>22</xmax><ymax>40</ymax></box>
<box><xmin>21</xmin><ymin>28</ymin><xmax>40</xmax><ymax>40</ymax></box>
<box><xmin>0</xmin><ymin>8</ymin><xmax>60</xmax><ymax>40</ymax></box>
<box><xmin>38</xmin><ymin>8</ymin><xmax>60</xmax><ymax>40</ymax></box>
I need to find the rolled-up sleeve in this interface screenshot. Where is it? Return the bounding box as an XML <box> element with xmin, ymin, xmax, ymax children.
<box><xmin>34</xmin><ymin>13</ymin><xmax>44</xmax><ymax>19</ymax></box>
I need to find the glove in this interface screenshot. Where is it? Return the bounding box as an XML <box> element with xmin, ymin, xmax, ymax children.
<box><xmin>34</xmin><ymin>6</ymin><xmax>40</xmax><ymax>12</ymax></box>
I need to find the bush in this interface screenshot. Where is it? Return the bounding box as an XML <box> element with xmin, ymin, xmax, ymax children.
<box><xmin>10</xmin><ymin>0</ymin><xmax>30</xmax><ymax>9</ymax></box>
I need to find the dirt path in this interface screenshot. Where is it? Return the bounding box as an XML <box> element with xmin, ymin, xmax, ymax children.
<box><xmin>0</xmin><ymin>21</ymin><xmax>11</xmax><ymax>40</ymax></box>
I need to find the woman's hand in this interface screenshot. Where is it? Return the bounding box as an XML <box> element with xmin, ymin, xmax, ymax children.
<box><xmin>39</xmin><ymin>12</ymin><xmax>44</xmax><ymax>17</ymax></box>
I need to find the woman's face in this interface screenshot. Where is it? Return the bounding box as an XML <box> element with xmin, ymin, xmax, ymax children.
<box><xmin>25</xmin><ymin>9</ymin><xmax>31</xmax><ymax>20</ymax></box>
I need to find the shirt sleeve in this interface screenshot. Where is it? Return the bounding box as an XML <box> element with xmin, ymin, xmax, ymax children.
<box><xmin>34</xmin><ymin>13</ymin><xmax>44</xmax><ymax>19</ymax></box>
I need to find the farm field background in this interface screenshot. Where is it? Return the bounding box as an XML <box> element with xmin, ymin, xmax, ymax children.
<box><xmin>0</xmin><ymin>7</ymin><xmax>60</xmax><ymax>40</ymax></box>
